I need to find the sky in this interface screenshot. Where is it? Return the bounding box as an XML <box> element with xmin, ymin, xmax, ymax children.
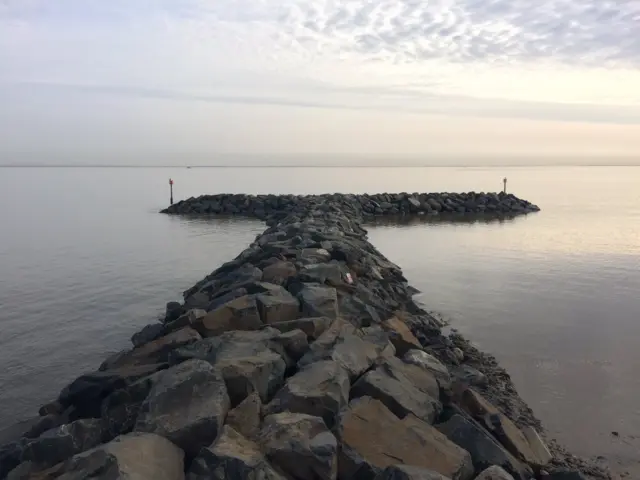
<box><xmin>1</xmin><ymin>0</ymin><xmax>640</xmax><ymax>165</ymax></box>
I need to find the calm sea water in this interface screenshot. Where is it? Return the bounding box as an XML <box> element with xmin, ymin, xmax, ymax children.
<box><xmin>0</xmin><ymin>166</ymin><xmax>638</xmax><ymax>473</ymax></box>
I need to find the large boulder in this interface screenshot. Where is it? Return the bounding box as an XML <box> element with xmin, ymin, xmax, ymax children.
<box><xmin>458</xmin><ymin>388</ymin><xmax>546</xmax><ymax>467</ymax></box>
<box><xmin>21</xmin><ymin>418</ymin><xmax>105</xmax><ymax>469</ymax></box>
<box><xmin>135</xmin><ymin>359</ymin><xmax>230</xmax><ymax>458</ymax></box>
<box><xmin>225</xmin><ymin>391</ymin><xmax>262</xmax><ymax>441</ymax></box>
<box><xmin>403</xmin><ymin>349</ymin><xmax>451</xmax><ymax>389</ymax></box>
<box><xmin>298</xmin><ymin>319</ymin><xmax>390</xmax><ymax>380</ymax></box>
<box><xmin>435</xmin><ymin>414</ymin><xmax>531</xmax><ymax>480</ymax></box>
<box><xmin>187</xmin><ymin>426</ymin><xmax>284</xmax><ymax>480</ymax></box>
<box><xmin>475</xmin><ymin>466</ymin><xmax>515</xmax><ymax>480</ymax></box>
<box><xmin>259</xmin><ymin>412</ymin><xmax>338</xmax><ymax>480</ymax></box>
<box><xmin>102</xmin><ymin>327</ymin><xmax>201</xmax><ymax>370</ymax></box>
<box><xmin>374</xmin><ymin>465</ymin><xmax>452</xmax><ymax>480</ymax></box>
<box><xmin>265</xmin><ymin>317</ymin><xmax>333</xmax><ymax>339</ymax></box>
<box><xmin>256</xmin><ymin>289</ymin><xmax>300</xmax><ymax>325</ymax></box>
<box><xmin>264</xmin><ymin>360</ymin><xmax>349</xmax><ymax>428</ymax></box>
<box><xmin>338</xmin><ymin>397</ymin><xmax>473</xmax><ymax>480</ymax></box>
<box><xmin>297</xmin><ymin>284</ymin><xmax>339</xmax><ymax>319</ymax></box>
<box><xmin>262</xmin><ymin>261</ymin><xmax>297</xmax><ymax>285</ymax></box>
<box><xmin>131</xmin><ymin>323</ymin><xmax>165</xmax><ymax>348</ymax></box>
<box><xmin>165</xmin><ymin>309</ymin><xmax>207</xmax><ymax>334</ymax></box>
<box><xmin>58</xmin><ymin>362</ymin><xmax>166</xmax><ymax>419</ymax></box>
<box><xmin>381</xmin><ymin>317</ymin><xmax>422</xmax><ymax>356</ymax></box>
<box><xmin>20</xmin><ymin>432</ymin><xmax>185</xmax><ymax>480</ymax></box>
<box><xmin>351</xmin><ymin>356</ymin><xmax>441</xmax><ymax>424</ymax></box>
<box><xmin>193</xmin><ymin>295</ymin><xmax>263</xmax><ymax>337</ymax></box>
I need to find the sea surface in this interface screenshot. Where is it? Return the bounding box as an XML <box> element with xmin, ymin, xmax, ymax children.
<box><xmin>0</xmin><ymin>166</ymin><xmax>639</xmax><ymax>474</ymax></box>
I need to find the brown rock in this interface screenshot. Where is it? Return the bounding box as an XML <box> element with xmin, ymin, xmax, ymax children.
<box><xmin>259</xmin><ymin>412</ymin><xmax>338</xmax><ymax>480</ymax></box>
<box><xmin>101</xmin><ymin>327</ymin><xmax>201</xmax><ymax>370</ymax></box>
<box><xmin>226</xmin><ymin>392</ymin><xmax>262</xmax><ymax>441</ymax></box>
<box><xmin>195</xmin><ymin>295</ymin><xmax>263</xmax><ymax>337</ymax></box>
<box><xmin>460</xmin><ymin>389</ymin><xmax>544</xmax><ymax>466</ymax></box>
<box><xmin>338</xmin><ymin>397</ymin><xmax>473</xmax><ymax>480</ymax></box>
<box><xmin>262</xmin><ymin>261</ymin><xmax>297</xmax><ymax>285</ymax></box>
<box><xmin>382</xmin><ymin>317</ymin><xmax>422</xmax><ymax>356</ymax></box>
<box><xmin>256</xmin><ymin>290</ymin><xmax>300</xmax><ymax>325</ymax></box>
<box><xmin>265</xmin><ymin>317</ymin><xmax>333</xmax><ymax>339</ymax></box>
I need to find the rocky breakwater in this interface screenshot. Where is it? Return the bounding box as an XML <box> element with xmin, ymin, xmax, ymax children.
<box><xmin>161</xmin><ymin>191</ymin><xmax>540</xmax><ymax>219</ymax></box>
<box><xmin>0</xmin><ymin>195</ymin><xmax>610</xmax><ymax>480</ymax></box>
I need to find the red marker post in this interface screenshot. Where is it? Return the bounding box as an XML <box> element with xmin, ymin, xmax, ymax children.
<box><xmin>169</xmin><ymin>178</ymin><xmax>174</xmax><ymax>205</ymax></box>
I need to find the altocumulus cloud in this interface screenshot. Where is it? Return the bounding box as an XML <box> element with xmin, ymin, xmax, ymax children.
<box><xmin>1</xmin><ymin>0</ymin><xmax>640</xmax><ymax>118</ymax></box>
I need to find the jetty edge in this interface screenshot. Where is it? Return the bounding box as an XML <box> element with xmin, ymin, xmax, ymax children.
<box><xmin>0</xmin><ymin>192</ymin><xmax>608</xmax><ymax>480</ymax></box>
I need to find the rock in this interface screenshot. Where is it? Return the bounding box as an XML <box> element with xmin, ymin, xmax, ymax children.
<box><xmin>256</xmin><ymin>290</ymin><xmax>300</xmax><ymax>324</ymax></box>
<box><xmin>226</xmin><ymin>391</ymin><xmax>262</xmax><ymax>441</ymax></box>
<box><xmin>299</xmin><ymin>263</ymin><xmax>345</xmax><ymax>286</ymax></box>
<box><xmin>338</xmin><ymin>397</ymin><xmax>473</xmax><ymax>480</ymax></box>
<box><xmin>475</xmin><ymin>465</ymin><xmax>515</xmax><ymax>480</ymax></box>
<box><xmin>298</xmin><ymin>319</ymin><xmax>387</xmax><ymax>380</ymax></box>
<box><xmin>435</xmin><ymin>414</ymin><xmax>531</xmax><ymax>480</ymax></box>
<box><xmin>187</xmin><ymin>425</ymin><xmax>284</xmax><ymax>480</ymax></box>
<box><xmin>262</xmin><ymin>261</ymin><xmax>297</xmax><ymax>285</ymax></box>
<box><xmin>101</xmin><ymin>370</ymin><xmax>165</xmax><ymax>438</ymax></box>
<box><xmin>165</xmin><ymin>301</ymin><xmax>183</xmax><ymax>323</ymax></box>
<box><xmin>545</xmin><ymin>471</ymin><xmax>587</xmax><ymax>480</ymax></box>
<box><xmin>131</xmin><ymin>322</ymin><xmax>165</xmax><ymax>348</ymax></box>
<box><xmin>194</xmin><ymin>295</ymin><xmax>263</xmax><ymax>337</ymax></box>
<box><xmin>374</xmin><ymin>465</ymin><xmax>452</xmax><ymax>480</ymax></box>
<box><xmin>458</xmin><ymin>389</ymin><xmax>543</xmax><ymax>467</ymax></box>
<box><xmin>103</xmin><ymin>327</ymin><xmax>201</xmax><ymax>370</ymax></box>
<box><xmin>452</xmin><ymin>348</ymin><xmax>465</xmax><ymax>363</ymax></box>
<box><xmin>135</xmin><ymin>359</ymin><xmax>230</xmax><ymax>458</ymax></box>
<box><xmin>35</xmin><ymin>432</ymin><xmax>185</xmax><ymax>480</ymax></box>
<box><xmin>21</xmin><ymin>418</ymin><xmax>105</xmax><ymax>469</ymax></box>
<box><xmin>427</xmin><ymin>198</ymin><xmax>442</xmax><ymax>211</ymax></box>
<box><xmin>265</xmin><ymin>316</ymin><xmax>333</xmax><ymax>339</ymax></box>
<box><xmin>351</xmin><ymin>356</ymin><xmax>441</xmax><ymax>424</ymax></box>
<box><xmin>271</xmin><ymin>329</ymin><xmax>309</xmax><ymax>362</ymax></box>
<box><xmin>259</xmin><ymin>412</ymin><xmax>338</xmax><ymax>480</ymax></box>
<box><xmin>359</xmin><ymin>326</ymin><xmax>396</xmax><ymax>359</ymax></box>
<box><xmin>165</xmin><ymin>309</ymin><xmax>207</xmax><ymax>333</ymax></box>
<box><xmin>265</xmin><ymin>360</ymin><xmax>349</xmax><ymax>428</ymax></box>
<box><xmin>297</xmin><ymin>284</ymin><xmax>339</xmax><ymax>319</ymax></box>
<box><xmin>403</xmin><ymin>349</ymin><xmax>451</xmax><ymax>389</ymax></box>
<box><xmin>58</xmin><ymin>362</ymin><xmax>166</xmax><ymax>418</ymax></box>
<box><xmin>407</xmin><ymin>197</ymin><xmax>422</xmax><ymax>209</ymax></box>
<box><xmin>521</xmin><ymin>426</ymin><xmax>552</xmax><ymax>466</ymax></box>
<box><xmin>452</xmin><ymin>365</ymin><xmax>487</xmax><ymax>387</ymax></box>
<box><xmin>381</xmin><ymin>317</ymin><xmax>422</xmax><ymax>356</ymax></box>
<box><xmin>38</xmin><ymin>401</ymin><xmax>64</xmax><ymax>417</ymax></box>
<box><xmin>207</xmin><ymin>288</ymin><xmax>249</xmax><ymax>312</ymax></box>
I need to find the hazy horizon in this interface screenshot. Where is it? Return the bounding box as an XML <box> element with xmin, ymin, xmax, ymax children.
<box><xmin>2</xmin><ymin>1</ymin><xmax>640</xmax><ymax>165</ymax></box>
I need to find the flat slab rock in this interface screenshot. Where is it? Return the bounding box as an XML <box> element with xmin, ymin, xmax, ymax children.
<box><xmin>338</xmin><ymin>397</ymin><xmax>474</xmax><ymax>480</ymax></box>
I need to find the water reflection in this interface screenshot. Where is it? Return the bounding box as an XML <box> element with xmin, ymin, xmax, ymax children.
<box><xmin>363</xmin><ymin>212</ymin><xmax>531</xmax><ymax>228</ymax></box>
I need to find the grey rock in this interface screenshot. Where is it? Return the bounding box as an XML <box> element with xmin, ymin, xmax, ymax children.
<box><xmin>298</xmin><ymin>319</ymin><xmax>388</xmax><ymax>380</ymax></box>
<box><xmin>207</xmin><ymin>288</ymin><xmax>248</xmax><ymax>312</ymax></box>
<box><xmin>374</xmin><ymin>464</ymin><xmax>452</xmax><ymax>480</ymax></box>
<box><xmin>226</xmin><ymin>391</ymin><xmax>262</xmax><ymax>441</ymax></box>
<box><xmin>22</xmin><ymin>418</ymin><xmax>105</xmax><ymax>469</ymax></box>
<box><xmin>435</xmin><ymin>415</ymin><xmax>531</xmax><ymax>480</ymax></box>
<box><xmin>271</xmin><ymin>329</ymin><xmax>309</xmax><ymax>362</ymax></box>
<box><xmin>131</xmin><ymin>323</ymin><xmax>165</xmax><ymax>348</ymax></box>
<box><xmin>452</xmin><ymin>365</ymin><xmax>487</xmax><ymax>387</ymax></box>
<box><xmin>264</xmin><ymin>317</ymin><xmax>333</xmax><ymax>339</ymax></box>
<box><xmin>299</xmin><ymin>263</ymin><xmax>345</xmax><ymax>286</ymax></box>
<box><xmin>259</xmin><ymin>412</ymin><xmax>338</xmax><ymax>480</ymax></box>
<box><xmin>256</xmin><ymin>290</ymin><xmax>300</xmax><ymax>325</ymax></box>
<box><xmin>404</xmin><ymin>349</ymin><xmax>452</xmax><ymax>389</ymax></box>
<box><xmin>262</xmin><ymin>261</ymin><xmax>297</xmax><ymax>285</ymax></box>
<box><xmin>475</xmin><ymin>465</ymin><xmax>515</xmax><ymax>480</ymax></box>
<box><xmin>135</xmin><ymin>359</ymin><xmax>230</xmax><ymax>458</ymax></box>
<box><xmin>545</xmin><ymin>471</ymin><xmax>587</xmax><ymax>480</ymax></box>
<box><xmin>297</xmin><ymin>284</ymin><xmax>339</xmax><ymax>319</ymax></box>
<box><xmin>165</xmin><ymin>309</ymin><xmax>207</xmax><ymax>333</ymax></box>
<box><xmin>194</xmin><ymin>295</ymin><xmax>263</xmax><ymax>337</ymax></box>
<box><xmin>187</xmin><ymin>426</ymin><xmax>284</xmax><ymax>480</ymax></box>
<box><xmin>351</xmin><ymin>356</ymin><xmax>442</xmax><ymax>424</ymax></box>
<box><xmin>265</xmin><ymin>360</ymin><xmax>349</xmax><ymax>428</ymax></box>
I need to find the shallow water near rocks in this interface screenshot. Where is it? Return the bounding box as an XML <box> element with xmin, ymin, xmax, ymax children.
<box><xmin>0</xmin><ymin>165</ymin><xmax>639</xmax><ymax>475</ymax></box>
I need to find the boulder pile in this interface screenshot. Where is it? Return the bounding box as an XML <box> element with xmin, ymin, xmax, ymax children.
<box><xmin>161</xmin><ymin>192</ymin><xmax>540</xmax><ymax>220</ymax></box>
<box><xmin>1</xmin><ymin>194</ymin><xmax>610</xmax><ymax>480</ymax></box>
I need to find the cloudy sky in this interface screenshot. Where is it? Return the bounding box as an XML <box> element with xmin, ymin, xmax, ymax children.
<box><xmin>1</xmin><ymin>0</ymin><xmax>639</xmax><ymax>164</ymax></box>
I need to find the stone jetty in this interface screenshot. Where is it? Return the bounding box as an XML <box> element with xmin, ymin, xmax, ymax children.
<box><xmin>0</xmin><ymin>192</ymin><xmax>610</xmax><ymax>479</ymax></box>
